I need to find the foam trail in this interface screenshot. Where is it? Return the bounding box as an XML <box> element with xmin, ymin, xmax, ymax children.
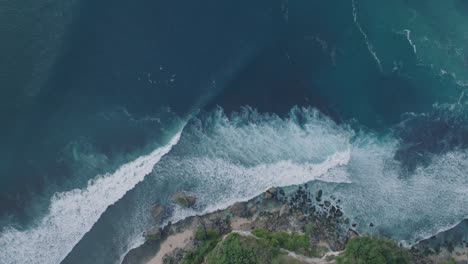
<box><xmin>120</xmin><ymin>107</ymin><xmax>352</xmax><ymax>260</ymax></box>
<box><xmin>352</xmin><ymin>0</ymin><xmax>383</xmax><ymax>72</ymax></box>
<box><xmin>169</xmin><ymin>150</ymin><xmax>351</xmax><ymax>222</ymax></box>
<box><xmin>403</xmin><ymin>29</ymin><xmax>417</xmax><ymax>54</ymax></box>
<box><xmin>160</xmin><ymin>106</ymin><xmax>353</xmax><ymax>220</ymax></box>
<box><xmin>0</xmin><ymin>129</ymin><xmax>183</xmax><ymax>264</ymax></box>
<box><xmin>334</xmin><ymin>137</ymin><xmax>468</xmax><ymax>245</ymax></box>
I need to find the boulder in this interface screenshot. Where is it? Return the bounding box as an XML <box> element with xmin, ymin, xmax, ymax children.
<box><xmin>316</xmin><ymin>190</ymin><xmax>323</xmax><ymax>198</ymax></box>
<box><xmin>145</xmin><ymin>226</ymin><xmax>162</xmax><ymax>241</ymax></box>
<box><xmin>150</xmin><ymin>203</ymin><xmax>165</xmax><ymax>223</ymax></box>
<box><xmin>229</xmin><ymin>202</ymin><xmax>248</xmax><ymax>217</ymax></box>
<box><xmin>346</xmin><ymin>228</ymin><xmax>359</xmax><ymax>240</ymax></box>
<box><xmin>172</xmin><ymin>192</ymin><xmax>197</xmax><ymax>208</ymax></box>
<box><xmin>264</xmin><ymin>187</ymin><xmax>276</xmax><ymax>199</ymax></box>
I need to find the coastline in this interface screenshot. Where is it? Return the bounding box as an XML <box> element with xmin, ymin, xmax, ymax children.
<box><xmin>123</xmin><ymin>185</ymin><xmax>467</xmax><ymax>264</ymax></box>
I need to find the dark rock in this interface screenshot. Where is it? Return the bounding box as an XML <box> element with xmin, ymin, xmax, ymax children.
<box><xmin>265</xmin><ymin>187</ymin><xmax>277</xmax><ymax>199</ymax></box>
<box><xmin>370</xmin><ymin>222</ymin><xmax>374</xmax><ymax>227</ymax></box>
<box><xmin>352</xmin><ymin>223</ymin><xmax>357</xmax><ymax>227</ymax></box>
<box><xmin>150</xmin><ymin>203</ymin><xmax>165</xmax><ymax>223</ymax></box>
<box><xmin>145</xmin><ymin>226</ymin><xmax>162</xmax><ymax>241</ymax></box>
<box><xmin>335</xmin><ymin>209</ymin><xmax>344</xmax><ymax>217</ymax></box>
<box><xmin>172</xmin><ymin>192</ymin><xmax>197</xmax><ymax>208</ymax></box>
<box><xmin>279</xmin><ymin>189</ymin><xmax>285</xmax><ymax>196</ymax></box>
<box><xmin>229</xmin><ymin>202</ymin><xmax>248</xmax><ymax>217</ymax></box>
<box><xmin>347</xmin><ymin>229</ymin><xmax>359</xmax><ymax>240</ymax></box>
<box><xmin>324</xmin><ymin>201</ymin><xmax>331</xmax><ymax>207</ymax></box>
<box><xmin>316</xmin><ymin>189</ymin><xmax>323</xmax><ymax>198</ymax></box>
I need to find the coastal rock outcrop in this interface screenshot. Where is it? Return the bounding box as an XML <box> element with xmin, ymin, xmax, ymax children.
<box><xmin>172</xmin><ymin>192</ymin><xmax>197</xmax><ymax>208</ymax></box>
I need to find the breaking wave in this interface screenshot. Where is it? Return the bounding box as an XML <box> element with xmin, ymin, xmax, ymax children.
<box><xmin>0</xmin><ymin>129</ymin><xmax>184</xmax><ymax>264</ymax></box>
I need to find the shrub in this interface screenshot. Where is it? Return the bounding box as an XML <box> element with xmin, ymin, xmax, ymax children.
<box><xmin>305</xmin><ymin>222</ymin><xmax>316</xmax><ymax>236</ymax></box>
<box><xmin>206</xmin><ymin>234</ymin><xmax>259</xmax><ymax>264</ymax></box>
<box><xmin>336</xmin><ymin>236</ymin><xmax>411</xmax><ymax>264</ymax></box>
<box><xmin>181</xmin><ymin>226</ymin><xmax>221</xmax><ymax>264</ymax></box>
<box><xmin>252</xmin><ymin>229</ymin><xmax>317</xmax><ymax>257</ymax></box>
<box><xmin>442</xmin><ymin>258</ymin><xmax>456</xmax><ymax>264</ymax></box>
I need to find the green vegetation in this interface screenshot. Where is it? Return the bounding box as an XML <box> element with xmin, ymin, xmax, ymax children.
<box><xmin>145</xmin><ymin>233</ymin><xmax>161</xmax><ymax>242</ymax></box>
<box><xmin>183</xmin><ymin>227</ymin><xmax>326</xmax><ymax>263</ymax></box>
<box><xmin>206</xmin><ymin>233</ymin><xmax>275</xmax><ymax>264</ymax></box>
<box><xmin>181</xmin><ymin>226</ymin><xmax>221</xmax><ymax>264</ymax></box>
<box><xmin>442</xmin><ymin>258</ymin><xmax>456</xmax><ymax>264</ymax></box>
<box><xmin>305</xmin><ymin>222</ymin><xmax>316</xmax><ymax>236</ymax></box>
<box><xmin>336</xmin><ymin>236</ymin><xmax>411</xmax><ymax>264</ymax></box>
<box><xmin>252</xmin><ymin>229</ymin><xmax>321</xmax><ymax>257</ymax></box>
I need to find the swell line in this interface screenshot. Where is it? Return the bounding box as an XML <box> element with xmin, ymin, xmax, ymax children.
<box><xmin>0</xmin><ymin>127</ymin><xmax>185</xmax><ymax>264</ymax></box>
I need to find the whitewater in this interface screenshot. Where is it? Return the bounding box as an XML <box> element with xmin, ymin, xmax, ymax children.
<box><xmin>2</xmin><ymin>106</ymin><xmax>468</xmax><ymax>264</ymax></box>
<box><xmin>121</xmin><ymin>106</ymin><xmax>468</xmax><ymax>261</ymax></box>
<box><xmin>0</xmin><ymin>129</ymin><xmax>184</xmax><ymax>264</ymax></box>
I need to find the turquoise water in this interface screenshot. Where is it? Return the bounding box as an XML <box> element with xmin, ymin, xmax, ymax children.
<box><xmin>0</xmin><ymin>0</ymin><xmax>467</xmax><ymax>263</ymax></box>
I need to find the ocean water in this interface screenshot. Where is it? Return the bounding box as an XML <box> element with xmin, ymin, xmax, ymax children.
<box><xmin>0</xmin><ymin>0</ymin><xmax>467</xmax><ymax>263</ymax></box>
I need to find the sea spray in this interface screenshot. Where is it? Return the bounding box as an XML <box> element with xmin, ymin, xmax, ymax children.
<box><xmin>0</xmin><ymin>128</ymin><xmax>184</xmax><ymax>264</ymax></box>
<box><xmin>120</xmin><ymin>106</ymin><xmax>353</xmax><ymax>260</ymax></box>
<box><xmin>122</xmin><ymin>105</ymin><xmax>468</xmax><ymax>261</ymax></box>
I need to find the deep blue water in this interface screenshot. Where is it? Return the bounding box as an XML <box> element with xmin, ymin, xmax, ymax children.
<box><xmin>1</xmin><ymin>0</ymin><xmax>467</xmax><ymax>263</ymax></box>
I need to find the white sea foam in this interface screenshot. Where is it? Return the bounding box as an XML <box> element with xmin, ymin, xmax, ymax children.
<box><xmin>121</xmin><ymin>106</ymin><xmax>468</xmax><ymax>261</ymax></box>
<box><xmin>334</xmin><ymin>137</ymin><xmax>468</xmax><ymax>245</ymax></box>
<box><xmin>121</xmin><ymin>107</ymin><xmax>353</xmax><ymax>260</ymax></box>
<box><xmin>154</xmin><ymin>106</ymin><xmax>468</xmax><ymax>246</ymax></box>
<box><xmin>149</xmin><ymin>107</ymin><xmax>353</xmax><ymax>224</ymax></box>
<box><xmin>352</xmin><ymin>0</ymin><xmax>383</xmax><ymax>72</ymax></box>
<box><xmin>0</xmin><ymin>130</ymin><xmax>183</xmax><ymax>264</ymax></box>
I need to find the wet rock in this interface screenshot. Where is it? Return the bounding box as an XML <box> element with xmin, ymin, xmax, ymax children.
<box><xmin>172</xmin><ymin>192</ymin><xmax>197</xmax><ymax>208</ymax></box>
<box><xmin>279</xmin><ymin>189</ymin><xmax>285</xmax><ymax>196</ymax></box>
<box><xmin>264</xmin><ymin>187</ymin><xmax>276</xmax><ymax>199</ymax></box>
<box><xmin>347</xmin><ymin>229</ymin><xmax>359</xmax><ymax>240</ymax></box>
<box><xmin>316</xmin><ymin>190</ymin><xmax>323</xmax><ymax>199</ymax></box>
<box><xmin>145</xmin><ymin>226</ymin><xmax>162</xmax><ymax>241</ymax></box>
<box><xmin>229</xmin><ymin>202</ymin><xmax>248</xmax><ymax>217</ymax></box>
<box><xmin>335</xmin><ymin>209</ymin><xmax>344</xmax><ymax>218</ymax></box>
<box><xmin>150</xmin><ymin>203</ymin><xmax>165</xmax><ymax>223</ymax></box>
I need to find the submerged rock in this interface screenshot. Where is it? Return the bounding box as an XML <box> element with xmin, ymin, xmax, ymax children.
<box><xmin>150</xmin><ymin>203</ymin><xmax>166</xmax><ymax>223</ymax></box>
<box><xmin>172</xmin><ymin>192</ymin><xmax>197</xmax><ymax>208</ymax></box>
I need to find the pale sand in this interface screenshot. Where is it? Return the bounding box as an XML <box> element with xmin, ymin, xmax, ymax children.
<box><xmin>147</xmin><ymin>228</ymin><xmax>194</xmax><ymax>264</ymax></box>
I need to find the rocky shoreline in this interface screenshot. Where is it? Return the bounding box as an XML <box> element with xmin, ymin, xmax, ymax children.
<box><xmin>123</xmin><ymin>185</ymin><xmax>467</xmax><ymax>264</ymax></box>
